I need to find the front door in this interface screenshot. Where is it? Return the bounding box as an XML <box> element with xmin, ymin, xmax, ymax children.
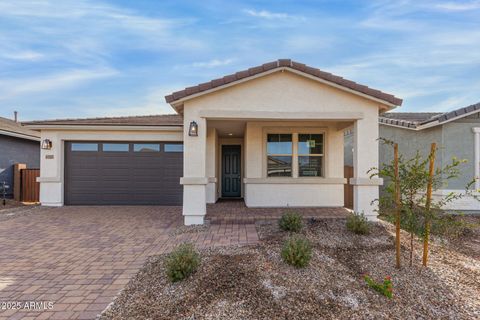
<box><xmin>222</xmin><ymin>145</ymin><xmax>241</xmax><ymax>197</ymax></box>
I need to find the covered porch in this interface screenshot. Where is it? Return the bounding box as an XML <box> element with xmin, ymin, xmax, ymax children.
<box><xmin>165</xmin><ymin>60</ymin><xmax>399</xmax><ymax>225</ymax></box>
<box><xmin>181</xmin><ymin>113</ymin><xmax>381</xmax><ymax>225</ymax></box>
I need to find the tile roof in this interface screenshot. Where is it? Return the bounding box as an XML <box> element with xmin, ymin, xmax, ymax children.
<box><xmin>165</xmin><ymin>59</ymin><xmax>403</xmax><ymax>106</ymax></box>
<box><xmin>24</xmin><ymin>114</ymin><xmax>183</xmax><ymax>126</ymax></box>
<box><xmin>379</xmin><ymin>102</ymin><xmax>480</xmax><ymax>129</ymax></box>
<box><xmin>0</xmin><ymin>116</ymin><xmax>40</xmax><ymax>139</ymax></box>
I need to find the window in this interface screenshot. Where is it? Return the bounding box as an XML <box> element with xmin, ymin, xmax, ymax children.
<box><xmin>265</xmin><ymin>132</ymin><xmax>325</xmax><ymax>178</ymax></box>
<box><xmin>103</xmin><ymin>143</ymin><xmax>129</xmax><ymax>152</ymax></box>
<box><xmin>164</xmin><ymin>144</ymin><xmax>183</xmax><ymax>152</ymax></box>
<box><xmin>267</xmin><ymin>134</ymin><xmax>292</xmax><ymax>177</ymax></box>
<box><xmin>71</xmin><ymin>143</ymin><xmax>98</xmax><ymax>152</ymax></box>
<box><xmin>134</xmin><ymin>144</ymin><xmax>160</xmax><ymax>152</ymax></box>
<box><xmin>298</xmin><ymin>134</ymin><xmax>323</xmax><ymax>177</ymax></box>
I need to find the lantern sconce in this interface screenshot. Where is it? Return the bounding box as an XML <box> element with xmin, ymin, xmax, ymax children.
<box><xmin>188</xmin><ymin>121</ymin><xmax>198</xmax><ymax>136</ymax></box>
<box><xmin>41</xmin><ymin>139</ymin><xmax>52</xmax><ymax>150</ymax></box>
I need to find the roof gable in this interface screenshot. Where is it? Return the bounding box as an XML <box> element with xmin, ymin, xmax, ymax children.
<box><xmin>165</xmin><ymin>59</ymin><xmax>403</xmax><ymax>110</ymax></box>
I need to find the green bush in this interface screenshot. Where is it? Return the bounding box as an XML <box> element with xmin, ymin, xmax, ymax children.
<box><xmin>281</xmin><ymin>235</ymin><xmax>312</xmax><ymax>268</ymax></box>
<box><xmin>364</xmin><ymin>275</ymin><xmax>393</xmax><ymax>299</ymax></box>
<box><xmin>279</xmin><ymin>211</ymin><xmax>303</xmax><ymax>232</ymax></box>
<box><xmin>346</xmin><ymin>212</ymin><xmax>370</xmax><ymax>235</ymax></box>
<box><xmin>165</xmin><ymin>243</ymin><xmax>200</xmax><ymax>282</ymax></box>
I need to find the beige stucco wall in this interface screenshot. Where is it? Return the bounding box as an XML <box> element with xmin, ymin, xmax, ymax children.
<box><xmin>38</xmin><ymin>129</ymin><xmax>183</xmax><ymax>206</ymax></box>
<box><xmin>181</xmin><ymin>70</ymin><xmax>385</xmax><ymax>221</ymax></box>
<box><xmin>183</xmin><ymin>71</ymin><xmax>384</xmax><ymax>114</ymax></box>
<box><xmin>242</xmin><ymin>121</ymin><xmax>345</xmax><ymax>207</ymax></box>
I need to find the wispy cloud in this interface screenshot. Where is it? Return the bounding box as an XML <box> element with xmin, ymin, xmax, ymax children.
<box><xmin>0</xmin><ymin>0</ymin><xmax>479</xmax><ymax>119</ymax></box>
<box><xmin>0</xmin><ymin>0</ymin><xmax>202</xmax><ymax>66</ymax></box>
<box><xmin>435</xmin><ymin>1</ymin><xmax>480</xmax><ymax>11</ymax></box>
<box><xmin>191</xmin><ymin>59</ymin><xmax>234</xmax><ymax>68</ymax></box>
<box><xmin>0</xmin><ymin>67</ymin><xmax>118</xmax><ymax>99</ymax></box>
<box><xmin>1</xmin><ymin>50</ymin><xmax>44</xmax><ymax>61</ymax></box>
<box><xmin>244</xmin><ymin>9</ymin><xmax>304</xmax><ymax>20</ymax></box>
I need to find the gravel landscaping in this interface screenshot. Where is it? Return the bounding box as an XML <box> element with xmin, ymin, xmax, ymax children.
<box><xmin>101</xmin><ymin>217</ymin><xmax>479</xmax><ymax>320</ymax></box>
<box><xmin>0</xmin><ymin>201</ymin><xmax>40</xmax><ymax>221</ymax></box>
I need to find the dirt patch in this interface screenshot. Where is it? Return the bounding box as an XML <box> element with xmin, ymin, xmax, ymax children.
<box><xmin>0</xmin><ymin>202</ymin><xmax>40</xmax><ymax>221</ymax></box>
<box><xmin>102</xmin><ymin>219</ymin><xmax>479</xmax><ymax>320</ymax></box>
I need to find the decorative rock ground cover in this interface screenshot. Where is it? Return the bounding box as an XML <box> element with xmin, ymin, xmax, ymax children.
<box><xmin>102</xmin><ymin>218</ymin><xmax>480</xmax><ymax>320</ymax></box>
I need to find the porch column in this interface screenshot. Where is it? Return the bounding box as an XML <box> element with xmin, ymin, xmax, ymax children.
<box><xmin>205</xmin><ymin>127</ymin><xmax>218</xmax><ymax>203</ymax></box>
<box><xmin>350</xmin><ymin>118</ymin><xmax>383</xmax><ymax>220</ymax></box>
<box><xmin>181</xmin><ymin>117</ymin><xmax>207</xmax><ymax>225</ymax></box>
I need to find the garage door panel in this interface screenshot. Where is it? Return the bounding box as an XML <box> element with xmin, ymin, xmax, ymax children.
<box><xmin>100</xmin><ymin>168</ymin><xmax>131</xmax><ymax>176</ymax></box>
<box><xmin>65</xmin><ymin>141</ymin><xmax>183</xmax><ymax>205</ymax></box>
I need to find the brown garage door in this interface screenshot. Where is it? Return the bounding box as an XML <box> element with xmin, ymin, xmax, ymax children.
<box><xmin>65</xmin><ymin>141</ymin><xmax>183</xmax><ymax>205</ymax></box>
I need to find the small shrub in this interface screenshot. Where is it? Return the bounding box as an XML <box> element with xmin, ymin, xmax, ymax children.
<box><xmin>279</xmin><ymin>211</ymin><xmax>303</xmax><ymax>232</ymax></box>
<box><xmin>346</xmin><ymin>212</ymin><xmax>370</xmax><ymax>235</ymax></box>
<box><xmin>364</xmin><ymin>275</ymin><xmax>393</xmax><ymax>299</ymax></box>
<box><xmin>281</xmin><ymin>235</ymin><xmax>312</xmax><ymax>268</ymax></box>
<box><xmin>165</xmin><ymin>243</ymin><xmax>200</xmax><ymax>282</ymax></box>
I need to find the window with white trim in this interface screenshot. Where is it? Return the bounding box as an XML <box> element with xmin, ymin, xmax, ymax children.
<box><xmin>266</xmin><ymin>132</ymin><xmax>325</xmax><ymax>178</ymax></box>
<box><xmin>267</xmin><ymin>134</ymin><xmax>292</xmax><ymax>177</ymax></box>
<box><xmin>298</xmin><ymin>134</ymin><xmax>324</xmax><ymax>177</ymax></box>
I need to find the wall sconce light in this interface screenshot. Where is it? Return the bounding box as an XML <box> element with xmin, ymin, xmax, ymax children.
<box><xmin>41</xmin><ymin>139</ymin><xmax>52</xmax><ymax>150</ymax></box>
<box><xmin>188</xmin><ymin>121</ymin><xmax>198</xmax><ymax>136</ymax></box>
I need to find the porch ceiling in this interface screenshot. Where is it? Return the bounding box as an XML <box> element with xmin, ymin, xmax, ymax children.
<box><xmin>208</xmin><ymin>119</ymin><xmax>355</xmax><ymax>138</ymax></box>
<box><xmin>208</xmin><ymin>120</ymin><xmax>246</xmax><ymax>138</ymax></box>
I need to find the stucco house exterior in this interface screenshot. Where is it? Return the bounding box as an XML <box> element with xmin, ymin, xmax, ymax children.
<box><xmin>345</xmin><ymin>102</ymin><xmax>480</xmax><ymax>211</ymax></box>
<box><xmin>0</xmin><ymin>115</ymin><xmax>40</xmax><ymax>198</ymax></box>
<box><xmin>26</xmin><ymin>59</ymin><xmax>403</xmax><ymax>225</ymax></box>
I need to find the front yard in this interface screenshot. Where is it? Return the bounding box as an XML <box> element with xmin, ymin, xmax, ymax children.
<box><xmin>101</xmin><ymin>216</ymin><xmax>479</xmax><ymax>320</ymax></box>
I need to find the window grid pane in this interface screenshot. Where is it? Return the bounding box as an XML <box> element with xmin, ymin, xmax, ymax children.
<box><xmin>267</xmin><ymin>156</ymin><xmax>292</xmax><ymax>177</ymax></box>
<box><xmin>299</xmin><ymin>156</ymin><xmax>323</xmax><ymax>177</ymax></box>
<box><xmin>133</xmin><ymin>144</ymin><xmax>160</xmax><ymax>152</ymax></box>
<box><xmin>165</xmin><ymin>144</ymin><xmax>183</xmax><ymax>152</ymax></box>
<box><xmin>267</xmin><ymin>134</ymin><xmax>292</xmax><ymax>155</ymax></box>
<box><xmin>298</xmin><ymin>134</ymin><xmax>323</xmax><ymax>155</ymax></box>
<box><xmin>71</xmin><ymin>143</ymin><xmax>98</xmax><ymax>152</ymax></box>
<box><xmin>103</xmin><ymin>143</ymin><xmax>129</xmax><ymax>152</ymax></box>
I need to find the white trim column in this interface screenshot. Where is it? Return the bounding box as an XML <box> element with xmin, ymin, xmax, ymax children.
<box><xmin>473</xmin><ymin>127</ymin><xmax>480</xmax><ymax>191</ymax></box>
<box><xmin>350</xmin><ymin>117</ymin><xmax>383</xmax><ymax>220</ymax></box>
<box><xmin>182</xmin><ymin>116</ymin><xmax>208</xmax><ymax>225</ymax></box>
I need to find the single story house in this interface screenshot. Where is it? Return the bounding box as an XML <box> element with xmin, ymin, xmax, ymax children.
<box><xmin>345</xmin><ymin>102</ymin><xmax>480</xmax><ymax>211</ymax></box>
<box><xmin>26</xmin><ymin>59</ymin><xmax>403</xmax><ymax>225</ymax></box>
<box><xmin>0</xmin><ymin>114</ymin><xmax>40</xmax><ymax>198</ymax></box>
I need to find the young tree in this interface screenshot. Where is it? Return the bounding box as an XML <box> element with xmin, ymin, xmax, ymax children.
<box><xmin>422</xmin><ymin>143</ymin><xmax>436</xmax><ymax>267</ymax></box>
<box><xmin>394</xmin><ymin>143</ymin><xmax>401</xmax><ymax>268</ymax></box>
<box><xmin>370</xmin><ymin>139</ymin><xmax>477</xmax><ymax>267</ymax></box>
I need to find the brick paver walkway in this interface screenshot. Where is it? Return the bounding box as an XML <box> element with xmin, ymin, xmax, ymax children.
<box><xmin>207</xmin><ymin>200</ymin><xmax>350</xmax><ymax>224</ymax></box>
<box><xmin>0</xmin><ymin>206</ymin><xmax>258</xmax><ymax>320</ymax></box>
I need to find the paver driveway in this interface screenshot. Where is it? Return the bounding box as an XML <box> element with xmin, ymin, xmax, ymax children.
<box><xmin>0</xmin><ymin>206</ymin><xmax>258</xmax><ymax>320</ymax></box>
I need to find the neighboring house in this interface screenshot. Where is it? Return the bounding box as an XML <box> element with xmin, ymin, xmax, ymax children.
<box><xmin>345</xmin><ymin>102</ymin><xmax>480</xmax><ymax>211</ymax></box>
<box><xmin>25</xmin><ymin>59</ymin><xmax>403</xmax><ymax>225</ymax></box>
<box><xmin>0</xmin><ymin>115</ymin><xmax>41</xmax><ymax>198</ymax></box>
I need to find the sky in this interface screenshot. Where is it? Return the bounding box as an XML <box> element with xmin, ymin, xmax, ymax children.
<box><xmin>0</xmin><ymin>0</ymin><xmax>479</xmax><ymax>121</ymax></box>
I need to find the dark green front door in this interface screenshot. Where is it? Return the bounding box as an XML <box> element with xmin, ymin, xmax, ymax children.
<box><xmin>222</xmin><ymin>145</ymin><xmax>241</xmax><ymax>197</ymax></box>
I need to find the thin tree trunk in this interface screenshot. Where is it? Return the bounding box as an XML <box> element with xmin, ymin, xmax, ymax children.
<box><xmin>410</xmin><ymin>230</ymin><xmax>414</xmax><ymax>267</ymax></box>
<box><xmin>409</xmin><ymin>198</ymin><xmax>414</xmax><ymax>267</ymax></box>
<box><xmin>394</xmin><ymin>143</ymin><xmax>401</xmax><ymax>269</ymax></box>
<box><xmin>423</xmin><ymin>143</ymin><xmax>436</xmax><ymax>267</ymax></box>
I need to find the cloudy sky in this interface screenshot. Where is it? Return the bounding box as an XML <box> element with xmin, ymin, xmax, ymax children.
<box><xmin>0</xmin><ymin>0</ymin><xmax>479</xmax><ymax>121</ymax></box>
